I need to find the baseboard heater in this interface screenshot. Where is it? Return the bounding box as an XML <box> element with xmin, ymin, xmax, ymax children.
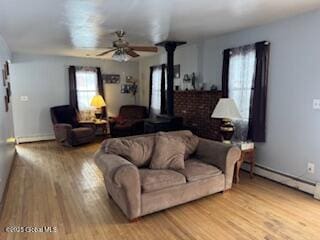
<box><xmin>16</xmin><ymin>135</ymin><xmax>55</xmax><ymax>144</ymax></box>
<box><xmin>241</xmin><ymin>163</ymin><xmax>320</xmax><ymax>200</ymax></box>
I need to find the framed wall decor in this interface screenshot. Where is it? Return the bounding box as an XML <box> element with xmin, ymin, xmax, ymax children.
<box><xmin>6</xmin><ymin>87</ymin><xmax>10</xmax><ymax>103</ymax></box>
<box><xmin>7</xmin><ymin>82</ymin><xmax>11</xmax><ymax>96</ymax></box>
<box><xmin>2</xmin><ymin>69</ymin><xmax>6</xmax><ymax>86</ymax></box>
<box><xmin>121</xmin><ymin>84</ymin><xmax>131</xmax><ymax>94</ymax></box>
<box><xmin>4</xmin><ymin>95</ymin><xmax>8</xmax><ymax>112</ymax></box>
<box><xmin>3</xmin><ymin>64</ymin><xmax>7</xmax><ymax>79</ymax></box>
<box><xmin>5</xmin><ymin>61</ymin><xmax>9</xmax><ymax>76</ymax></box>
<box><xmin>103</xmin><ymin>74</ymin><xmax>120</xmax><ymax>84</ymax></box>
<box><xmin>126</xmin><ymin>76</ymin><xmax>134</xmax><ymax>83</ymax></box>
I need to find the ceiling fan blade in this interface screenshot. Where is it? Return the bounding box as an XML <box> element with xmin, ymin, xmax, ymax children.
<box><xmin>97</xmin><ymin>49</ymin><xmax>117</xmax><ymax>56</ymax></box>
<box><xmin>126</xmin><ymin>50</ymin><xmax>140</xmax><ymax>58</ymax></box>
<box><xmin>129</xmin><ymin>46</ymin><xmax>158</xmax><ymax>52</ymax></box>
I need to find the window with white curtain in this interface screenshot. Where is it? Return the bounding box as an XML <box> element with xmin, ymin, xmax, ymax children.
<box><xmin>75</xmin><ymin>67</ymin><xmax>98</xmax><ymax>112</ymax></box>
<box><xmin>150</xmin><ymin>67</ymin><xmax>162</xmax><ymax>115</ymax></box>
<box><xmin>150</xmin><ymin>65</ymin><xmax>167</xmax><ymax>116</ymax></box>
<box><xmin>228</xmin><ymin>45</ymin><xmax>256</xmax><ymax>140</ymax></box>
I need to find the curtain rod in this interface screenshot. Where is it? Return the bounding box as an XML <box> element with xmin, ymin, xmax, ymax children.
<box><xmin>222</xmin><ymin>40</ymin><xmax>270</xmax><ymax>54</ymax></box>
<box><xmin>150</xmin><ymin>64</ymin><xmax>166</xmax><ymax>69</ymax></box>
<box><xmin>69</xmin><ymin>65</ymin><xmax>100</xmax><ymax>69</ymax></box>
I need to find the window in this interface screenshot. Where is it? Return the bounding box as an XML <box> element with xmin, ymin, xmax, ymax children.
<box><xmin>75</xmin><ymin>67</ymin><xmax>98</xmax><ymax>112</ymax></box>
<box><xmin>150</xmin><ymin>65</ymin><xmax>167</xmax><ymax>116</ymax></box>
<box><xmin>228</xmin><ymin>45</ymin><xmax>256</xmax><ymax>140</ymax></box>
<box><xmin>228</xmin><ymin>46</ymin><xmax>256</xmax><ymax>121</ymax></box>
<box><xmin>69</xmin><ymin>66</ymin><xmax>105</xmax><ymax>121</ymax></box>
<box><xmin>222</xmin><ymin>41</ymin><xmax>270</xmax><ymax>142</ymax></box>
<box><xmin>150</xmin><ymin>67</ymin><xmax>162</xmax><ymax>114</ymax></box>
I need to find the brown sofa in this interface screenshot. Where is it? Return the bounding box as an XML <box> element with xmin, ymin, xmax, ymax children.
<box><xmin>109</xmin><ymin>105</ymin><xmax>148</xmax><ymax>137</ymax></box>
<box><xmin>50</xmin><ymin>105</ymin><xmax>96</xmax><ymax>146</ymax></box>
<box><xmin>94</xmin><ymin>131</ymin><xmax>241</xmax><ymax>221</ymax></box>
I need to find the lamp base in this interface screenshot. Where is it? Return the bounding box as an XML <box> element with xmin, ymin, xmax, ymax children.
<box><xmin>95</xmin><ymin>112</ymin><xmax>103</xmax><ymax>120</ymax></box>
<box><xmin>220</xmin><ymin>118</ymin><xmax>234</xmax><ymax>143</ymax></box>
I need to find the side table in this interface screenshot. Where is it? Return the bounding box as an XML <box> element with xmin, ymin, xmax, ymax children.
<box><xmin>94</xmin><ymin>120</ymin><xmax>111</xmax><ymax>136</ymax></box>
<box><xmin>80</xmin><ymin>120</ymin><xmax>111</xmax><ymax>137</ymax></box>
<box><xmin>234</xmin><ymin>148</ymin><xmax>255</xmax><ymax>184</ymax></box>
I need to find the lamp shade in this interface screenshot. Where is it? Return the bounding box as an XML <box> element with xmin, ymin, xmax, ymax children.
<box><xmin>211</xmin><ymin>98</ymin><xmax>241</xmax><ymax>120</ymax></box>
<box><xmin>112</xmin><ymin>49</ymin><xmax>131</xmax><ymax>62</ymax></box>
<box><xmin>90</xmin><ymin>95</ymin><xmax>106</xmax><ymax>108</ymax></box>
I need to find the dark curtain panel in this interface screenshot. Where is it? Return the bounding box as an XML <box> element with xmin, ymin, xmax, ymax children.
<box><xmin>248</xmin><ymin>41</ymin><xmax>270</xmax><ymax>142</ymax></box>
<box><xmin>96</xmin><ymin>67</ymin><xmax>106</xmax><ymax>118</ymax></box>
<box><xmin>148</xmin><ymin>66</ymin><xmax>154</xmax><ymax>116</ymax></box>
<box><xmin>68</xmin><ymin>66</ymin><xmax>78</xmax><ymax>110</ymax></box>
<box><xmin>222</xmin><ymin>49</ymin><xmax>231</xmax><ymax>98</ymax></box>
<box><xmin>160</xmin><ymin>64</ymin><xmax>166</xmax><ymax>114</ymax></box>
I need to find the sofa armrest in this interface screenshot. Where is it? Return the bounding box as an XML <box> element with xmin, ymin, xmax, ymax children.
<box><xmin>94</xmin><ymin>149</ymin><xmax>141</xmax><ymax>219</ymax></box>
<box><xmin>196</xmin><ymin>138</ymin><xmax>241</xmax><ymax>190</ymax></box>
<box><xmin>94</xmin><ymin>149</ymin><xmax>136</xmax><ymax>185</ymax></box>
<box><xmin>53</xmin><ymin>123</ymin><xmax>72</xmax><ymax>144</ymax></box>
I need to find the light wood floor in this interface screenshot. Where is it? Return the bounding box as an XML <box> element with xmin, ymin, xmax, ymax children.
<box><xmin>1</xmin><ymin>141</ymin><xmax>320</xmax><ymax>240</ymax></box>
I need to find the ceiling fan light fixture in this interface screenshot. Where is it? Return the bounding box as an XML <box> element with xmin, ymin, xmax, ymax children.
<box><xmin>97</xmin><ymin>30</ymin><xmax>156</xmax><ymax>58</ymax></box>
<box><xmin>112</xmin><ymin>49</ymin><xmax>131</xmax><ymax>62</ymax></box>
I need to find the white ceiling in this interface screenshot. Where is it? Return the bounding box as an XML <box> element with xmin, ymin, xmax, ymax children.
<box><xmin>1</xmin><ymin>0</ymin><xmax>320</xmax><ymax>60</ymax></box>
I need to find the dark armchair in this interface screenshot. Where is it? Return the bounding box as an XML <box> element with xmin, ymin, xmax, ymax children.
<box><xmin>50</xmin><ymin>105</ymin><xmax>96</xmax><ymax>146</ymax></box>
<box><xmin>109</xmin><ymin>105</ymin><xmax>148</xmax><ymax>137</ymax></box>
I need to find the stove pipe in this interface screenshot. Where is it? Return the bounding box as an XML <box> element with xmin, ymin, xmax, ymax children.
<box><xmin>156</xmin><ymin>41</ymin><xmax>186</xmax><ymax>116</ymax></box>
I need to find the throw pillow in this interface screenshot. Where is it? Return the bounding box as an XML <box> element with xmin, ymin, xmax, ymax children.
<box><xmin>159</xmin><ymin>131</ymin><xmax>199</xmax><ymax>159</ymax></box>
<box><xmin>149</xmin><ymin>134</ymin><xmax>185</xmax><ymax>170</ymax></box>
<box><xmin>105</xmin><ymin>136</ymin><xmax>155</xmax><ymax>167</ymax></box>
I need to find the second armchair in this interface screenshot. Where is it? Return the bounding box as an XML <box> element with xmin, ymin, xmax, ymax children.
<box><xmin>109</xmin><ymin>105</ymin><xmax>148</xmax><ymax>137</ymax></box>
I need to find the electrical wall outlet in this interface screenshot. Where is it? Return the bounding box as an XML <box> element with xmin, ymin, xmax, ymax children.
<box><xmin>20</xmin><ymin>96</ymin><xmax>29</xmax><ymax>102</ymax></box>
<box><xmin>313</xmin><ymin>99</ymin><xmax>320</xmax><ymax>109</ymax></box>
<box><xmin>307</xmin><ymin>162</ymin><xmax>315</xmax><ymax>174</ymax></box>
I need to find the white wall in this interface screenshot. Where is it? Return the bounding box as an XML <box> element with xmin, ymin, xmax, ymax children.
<box><xmin>139</xmin><ymin>43</ymin><xmax>201</xmax><ymax>106</ymax></box>
<box><xmin>0</xmin><ymin>36</ymin><xmax>15</xmax><ymax>202</ymax></box>
<box><xmin>11</xmin><ymin>53</ymin><xmax>139</xmax><ymax>140</ymax></box>
<box><xmin>201</xmin><ymin>10</ymin><xmax>320</xmax><ymax>183</ymax></box>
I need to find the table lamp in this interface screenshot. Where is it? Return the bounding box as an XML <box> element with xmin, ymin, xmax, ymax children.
<box><xmin>211</xmin><ymin>98</ymin><xmax>241</xmax><ymax>144</ymax></box>
<box><xmin>90</xmin><ymin>95</ymin><xmax>106</xmax><ymax>121</ymax></box>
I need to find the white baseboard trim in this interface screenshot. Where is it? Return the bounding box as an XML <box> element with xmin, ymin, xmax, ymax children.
<box><xmin>16</xmin><ymin>135</ymin><xmax>55</xmax><ymax>144</ymax></box>
<box><xmin>242</xmin><ymin>163</ymin><xmax>318</xmax><ymax>198</ymax></box>
<box><xmin>314</xmin><ymin>183</ymin><xmax>320</xmax><ymax>200</ymax></box>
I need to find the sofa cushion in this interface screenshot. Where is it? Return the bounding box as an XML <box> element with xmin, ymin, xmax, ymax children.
<box><xmin>71</xmin><ymin>127</ymin><xmax>94</xmax><ymax>139</ymax></box>
<box><xmin>161</xmin><ymin>130</ymin><xmax>199</xmax><ymax>159</ymax></box>
<box><xmin>105</xmin><ymin>136</ymin><xmax>155</xmax><ymax>167</ymax></box>
<box><xmin>139</xmin><ymin>169</ymin><xmax>186</xmax><ymax>193</ymax></box>
<box><xmin>177</xmin><ymin>159</ymin><xmax>222</xmax><ymax>182</ymax></box>
<box><xmin>149</xmin><ymin>134</ymin><xmax>185</xmax><ymax>170</ymax></box>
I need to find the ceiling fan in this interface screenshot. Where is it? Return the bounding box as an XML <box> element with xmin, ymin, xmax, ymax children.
<box><xmin>97</xmin><ymin>30</ymin><xmax>158</xmax><ymax>62</ymax></box>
